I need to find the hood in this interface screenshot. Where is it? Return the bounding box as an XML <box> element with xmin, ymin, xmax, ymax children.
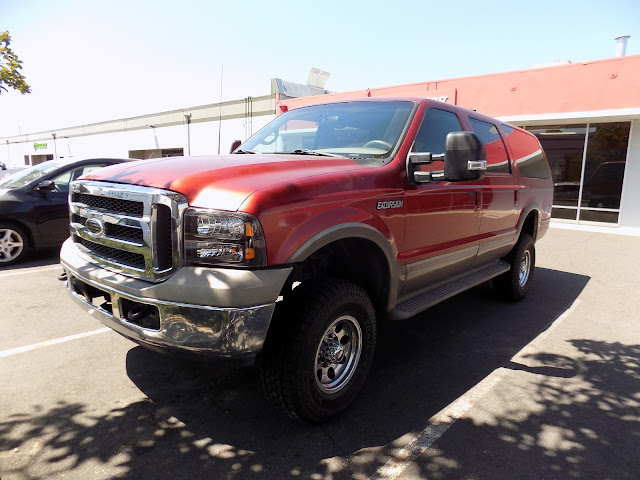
<box><xmin>81</xmin><ymin>154</ymin><xmax>368</xmax><ymax>211</ymax></box>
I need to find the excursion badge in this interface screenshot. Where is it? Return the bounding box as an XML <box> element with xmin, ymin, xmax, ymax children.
<box><xmin>376</xmin><ymin>200</ymin><xmax>403</xmax><ymax>210</ymax></box>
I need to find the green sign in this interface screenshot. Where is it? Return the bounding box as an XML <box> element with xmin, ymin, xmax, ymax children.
<box><xmin>33</xmin><ymin>142</ymin><xmax>47</xmax><ymax>150</ymax></box>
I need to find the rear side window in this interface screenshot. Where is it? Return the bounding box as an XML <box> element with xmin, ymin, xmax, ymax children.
<box><xmin>469</xmin><ymin>118</ymin><xmax>510</xmax><ymax>174</ymax></box>
<box><xmin>503</xmin><ymin>126</ymin><xmax>550</xmax><ymax>179</ymax></box>
<box><xmin>413</xmin><ymin>108</ymin><xmax>462</xmax><ymax>154</ymax></box>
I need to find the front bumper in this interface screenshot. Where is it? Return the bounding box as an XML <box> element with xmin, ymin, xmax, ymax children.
<box><xmin>60</xmin><ymin>239</ymin><xmax>292</xmax><ymax>359</ymax></box>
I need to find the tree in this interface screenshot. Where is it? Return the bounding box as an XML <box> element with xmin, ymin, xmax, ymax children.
<box><xmin>0</xmin><ymin>31</ymin><xmax>31</xmax><ymax>95</ymax></box>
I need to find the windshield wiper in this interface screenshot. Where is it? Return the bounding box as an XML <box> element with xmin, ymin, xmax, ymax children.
<box><xmin>234</xmin><ymin>149</ymin><xmax>258</xmax><ymax>154</ymax></box>
<box><xmin>282</xmin><ymin>149</ymin><xmax>343</xmax><ymax>158</ymax></box>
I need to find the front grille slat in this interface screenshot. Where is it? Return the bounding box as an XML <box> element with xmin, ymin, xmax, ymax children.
<box><xmin>105</xmin><ymin>224</ymin><xmax>144</xmax><ymax>242</ymax></box>
<box><xmin>73</xmin><ymin>193</ymin><xmax>144</xmax><ymax>217</ymax></box>
<box><xmin>155</xmin><ymin>204</ymin><xmax>173</xmax><ymax>271</ymax></box>
<box><xmin>70</xmin><ymin>181</ymin><xmax>186</xmax><ymax>282</ymax></box>
<box><xmin>77</xmin><ymin>236</ymin><xmax>145</xmax><ymax>270</ymax></box>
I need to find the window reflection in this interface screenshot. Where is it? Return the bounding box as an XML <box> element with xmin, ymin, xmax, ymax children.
<box><xmin>527</xmin><ymin>122</ymin><xmax>630</xmax><ymax>225</ymax></box>
<box><xmin>581</xmin><ymin>123</ymin><xmax>629</xmax><ymax>209</ymax></box>
<box><xmin>527</xmin><ymin>125</ymin><xmax>586</xmax><ymax>207</ymax></box>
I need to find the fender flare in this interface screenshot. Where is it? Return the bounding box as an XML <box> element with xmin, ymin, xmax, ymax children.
<box><xmin>517</xmin><ymin>203</ymin><xmax>541</xmax><ymax>241</ymax></box>
<box><xmin>286</xmin><ymin>222</ymin><xmax>400</xmax><ymax>311</ymax></box>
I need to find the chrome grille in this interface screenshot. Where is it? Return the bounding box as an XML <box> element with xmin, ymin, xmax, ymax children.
<box><xmin>106</xmin><ymin>224</ymin><xmax>144</xmax><ymax>242</ymax></box>
<box><xmin>77</xmin><ymin>237</ymin><xmax>146</xmax><ymax>269</ymax></box>
<box><xmin>72</xmin><ymin>193</ymin><xmax>144</xmax><ymax>217</ymax></box>
<box><xmin>69</xmin><ymin>181</ymin><xmax>188</xmax><ymax>282</ymax></box>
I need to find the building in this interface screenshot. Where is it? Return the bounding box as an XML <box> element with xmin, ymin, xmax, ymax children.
<box><xmin>2</xmin><ymin>56</ymin><xmax>640</xmax><ymax>233</ymax></box>
<box><xmin>280</xmin><ymin>55</ymin><xmax>640</xmax><ymax>233</ymax></box>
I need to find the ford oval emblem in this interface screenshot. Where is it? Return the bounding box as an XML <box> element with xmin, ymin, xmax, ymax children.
<box><xmin>85</xmin><ymin>217</ymin><xmax>105</xmax><ymax>236</ymax></box>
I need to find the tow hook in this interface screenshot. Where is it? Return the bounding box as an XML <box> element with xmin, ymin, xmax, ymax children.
<box><xmin>126</xmin><ymin>304</ymin><xmax>160</xmax><ymax>329</ymax></box>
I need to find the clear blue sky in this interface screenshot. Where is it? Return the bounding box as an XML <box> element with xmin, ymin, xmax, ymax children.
<box><xmin>2</xmin><ymin>0</ymin><xmax>639</xmax><ymax>136</ymax></box>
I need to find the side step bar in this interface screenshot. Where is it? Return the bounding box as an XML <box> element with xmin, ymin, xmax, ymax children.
<box><xmin>388</xmin><ymin>260</ymin><xmax>510</xmax><ymax>320</ymax></box>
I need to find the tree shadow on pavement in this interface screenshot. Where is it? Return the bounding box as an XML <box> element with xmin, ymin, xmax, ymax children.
<box><xmin>400</xmin><ymin>340</ymin><xmax>640</xmax><ymax>479</ymax></box>
<box><xmin>3</xmin><ymin>267</ymin><xmax>625</xmax><ymax>480</ymax></box>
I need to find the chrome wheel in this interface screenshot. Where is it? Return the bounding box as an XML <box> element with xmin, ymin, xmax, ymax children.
<box><xmin>315</xmin><ymin>315</ymin><xmax>362</xmax><ymax>394</ymax></box>
<box><xmin>518</xmin><ymin>249</ymin><xmax>531</xmax><ymax>287</ymax></box>
<box><xmin>0</xmin><ymin>228</ymin><xmax>24</xmax><ymax>263</ymax></box>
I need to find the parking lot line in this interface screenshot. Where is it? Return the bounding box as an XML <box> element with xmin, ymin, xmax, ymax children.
<box><xmin>0</xmin><ymin>264</ymin><xmax>62</xmax><ymax>278</ymax></box>
<box><xmin>0</xmin><ymin>327</ymin><xmax>110</xmax><ymax>359</ymax></box>
<box><xmin>373</xmin><ymin>368</ymin><xmax>508</xmax><ymax>480</ymax></box>
<box><xmin>372</xmin><ymin>297</ymin><xmax>582</xmax><ymax>480</ymax></box>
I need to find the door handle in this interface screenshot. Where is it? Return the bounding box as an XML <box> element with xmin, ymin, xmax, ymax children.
<box><xmin>468</xmin><ymin>191</ymin><xmax>480</xmax><ymax>209</ymax></box>
<box><xmin>514</xmin><ymin>189</ymin><xmax>520</xmax><ymax>207</ymax></box>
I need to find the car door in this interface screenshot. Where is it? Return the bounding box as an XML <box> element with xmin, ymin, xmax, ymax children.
<box><xmin>401</xmin><ymin>107</ymin><xmax>481</xmax><ymax>296</ymax></box>
<box><xmin>466</xmin><ymin>118</ymin><xmax>520</xmax><ymax>266</ymax></box>
<box><xmin>32</xmin><ymin>164</ymin><xmax>108</xmax><ymax>245</ymax></box>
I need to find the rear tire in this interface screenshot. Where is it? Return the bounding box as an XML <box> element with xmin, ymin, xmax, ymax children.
<box><xmin>0</xmin><ymin>223</ymin><xmax>30</xmax><ymax>266</ymax></box>
<box><xmin>260</xmin><ymin>278</ymin><xmax>376</xmax><ymax>422</ymax></box>
<box><xmin>495</xmin><ymin>233</ymin><xmax>535</xmax><ymax>300</ymax></box>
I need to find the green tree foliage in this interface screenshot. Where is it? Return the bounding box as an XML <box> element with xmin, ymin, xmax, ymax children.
<box><xmin>0</xmin><ymin>31</ymin><xmax>31</xmax><ymax>95</ymax></box>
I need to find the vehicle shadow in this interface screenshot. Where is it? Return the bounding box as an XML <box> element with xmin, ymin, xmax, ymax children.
<box><xmin>1</xmin><ymin>267</ymin><xmax>601</xmax><ymax>479</ymax></box>
<box><xmin>0</xmin><ymin>246</ymin><xmax>61</xmax><ymax>271</ymax></box>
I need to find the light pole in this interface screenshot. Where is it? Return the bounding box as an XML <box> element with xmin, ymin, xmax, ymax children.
<box><xmin>52</xmin><ymin>133</ymin><xmax>58</xmax><ymax>160</ymax></box>
<box><xmin>145</xmin><ymin>124</ymin><xmax>159</xmax><ymax>152</ymax></box>
<box><xmin>184</xmin><ymin>113</ymin><xmax>192</xmax><ymax>156</ymax></box>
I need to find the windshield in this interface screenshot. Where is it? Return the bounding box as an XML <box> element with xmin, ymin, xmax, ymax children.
<box><xmin>239</xmin><ymin>101</ymin><xmax>415</xmax><ymax>161</ymax></box>
<box><xmin>0</xmin><ymin>160</ymin><xmax>65</xmax><ymax>189</ymax></box>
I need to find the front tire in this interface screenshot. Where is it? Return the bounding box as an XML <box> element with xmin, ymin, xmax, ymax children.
<box><xmin>260</xmin><ymin>278</ymin><xmax>376</xmax><ymax>422</ymax></box>
<box><xmin>0</xmin><ymin>224</ymin><xmax>30</xmax><ymax>266</ymax></box>
<box><xmin>495</xmin><ymin>233</ymin><xmax>535</xmax><ymax>300</ymax></box>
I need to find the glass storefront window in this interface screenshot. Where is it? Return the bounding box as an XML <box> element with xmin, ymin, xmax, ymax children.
<box><xmin>527</xmin><ymin>122</ymin><xmax>630</xmax><ymax>225</ymax></box>
<box><xmin>527</xmin><ymin>125</ymin><xmax>587</xmax><ymax>210</ymax></box>
<box><xmin>580</xmin><ymin>123</ymin><xmax>630</xmax><ymax>210</ymax></box>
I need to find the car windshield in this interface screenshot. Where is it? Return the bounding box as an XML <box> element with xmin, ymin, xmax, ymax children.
<box><xmin>238</xmin><ymin>101</ymin><xmax>415</xmax><ymax>161</ymax></box>
<box><xmin>0</xmin><ymin>160</ymin><xmax>66</xmax><ymax>189</ymax></box>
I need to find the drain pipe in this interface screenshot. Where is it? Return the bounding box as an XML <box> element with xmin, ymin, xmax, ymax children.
<box><xmin>615</xmin><ymin>35</ymin><xmax>630</xmax><ymax>57</ymax></box>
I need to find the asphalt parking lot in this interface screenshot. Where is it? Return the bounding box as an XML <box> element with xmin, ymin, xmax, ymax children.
<box><xmin>1</xmin><ymin>228</ymin><xmax>639</xmax><ymax>480</ymax></box>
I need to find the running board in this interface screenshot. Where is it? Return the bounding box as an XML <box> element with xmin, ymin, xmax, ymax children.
<box><xmin>388</xmin><ymin>261</ymin><xmax>510</xmax><ymax>320</ymax></box>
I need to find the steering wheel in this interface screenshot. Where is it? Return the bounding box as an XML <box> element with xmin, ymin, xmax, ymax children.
<box><xmin>363</xmin><ymin>140</ymin><xmax>392</xmax><ymax>150</ymax></box>
<box><xmin>261</xmin><ymin>131</ymin><xmax>278</xmax><ymax>145</ymax></box>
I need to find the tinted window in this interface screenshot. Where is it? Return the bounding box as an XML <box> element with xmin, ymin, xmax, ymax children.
<box><xmin>412</xmin><ymin>108</ymin><xmax>462</xmax><ymax>154</ymax></box>
<box><xmin>580</xmin><ymin>123</ymin><xmax>629</xmax><ymax>209</ymax></box>
<box><xmin>505</xmin><ymin>128</ymin><xmax>550</xmax><ymax>179</ymax></box>
<box><xmin>526</xmin><ymin>125</ymin><xmax>585</xmax><ymax>205</ymax></box>
<box><xmin>469</xmin><ymin>118</ymin><xmax>510</xmax><ymax>174</ymax></box>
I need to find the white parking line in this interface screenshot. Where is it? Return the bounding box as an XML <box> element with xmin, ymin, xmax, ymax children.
<box><xmin>373</xmin><ymin>368</ymin><xmax>508</xmax><ymax>480</ymax></box>
<box><xmin>0</xmin><ymin>264</ymin><xmax>62</xmax><ymax>278</ymax></box>
<box><xmin>372</xmin><ymin>298</ymin><xmax>582</xmax><ymax>480</ymax></box>
<box><xmin>0</xmin><ymin>328</ymin><xmax>110</xmax><ymax>359</ymax></box>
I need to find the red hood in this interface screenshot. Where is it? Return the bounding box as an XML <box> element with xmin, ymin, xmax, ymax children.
<box><xmin>81</xmin><ymin>155</ymin><xmax>368</xmax><ymax>211</ymax></box>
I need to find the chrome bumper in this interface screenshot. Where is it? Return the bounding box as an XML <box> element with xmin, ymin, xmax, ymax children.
<box><xmin>60</xmin><ymin>240</ymin><xmax>289</xmax><ymax>359</ymax></box>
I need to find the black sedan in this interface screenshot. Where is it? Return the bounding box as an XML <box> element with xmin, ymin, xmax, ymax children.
<box><xmin>0</xmin><ymin>158</ymin><xmax>132</xmax><ymax>266</ymax></box>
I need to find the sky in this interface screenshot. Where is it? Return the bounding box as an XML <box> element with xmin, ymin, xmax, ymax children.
<box><xmin>1</xmin><ymin>0</ymin><xmax>639</xmax><ymax>137</ymax></box>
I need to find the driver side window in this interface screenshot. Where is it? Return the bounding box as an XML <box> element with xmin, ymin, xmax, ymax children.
<box><xmin>412</xmin><ymin>109</ymin><xmax>463</xmax><ymax>153</ymax></box>
<box><xmin>51</xmin><ymin>165</ymin><xmax>104</xmax><ymax>193</ymax></box>
<box><xmin>50</xmin><ymin>169</ymin><xmax>78</xmax><ymax>193</ymax></box>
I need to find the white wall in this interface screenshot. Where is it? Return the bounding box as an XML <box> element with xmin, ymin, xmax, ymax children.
<box><xmin>0</xmin><ymin>114</ymin><xmax>276</xmax><ymax>167</ymax></box>
<box><xmin>619</xmin><ymin>119</ymin><xmax>640</xmax><ymax>229</ymax></box>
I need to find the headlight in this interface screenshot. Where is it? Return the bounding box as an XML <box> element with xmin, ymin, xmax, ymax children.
<box><xmin>184</xmin><ymin>208</ymin><xmax>266</xmax><ymax>267</ymax></box>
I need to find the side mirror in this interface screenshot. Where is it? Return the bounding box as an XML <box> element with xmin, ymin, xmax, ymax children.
<box><xmin>36</xmin><ymin>180</ymin><xmax>56</xmax><ymax>192</ymax></box>
<box><xmin>406</xmin><ymin>152</ymin><xmax>445</xmax><ymax>184</ymax></box>
<box><xmin>230</xmin><ymin>140</ymin><xmax>242</xmax><ymax>153</ymax></box>
<box><xmin>443</xmin><ymin>132</ymin><xmax>486</xmax><ymax>182</ymax></box>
